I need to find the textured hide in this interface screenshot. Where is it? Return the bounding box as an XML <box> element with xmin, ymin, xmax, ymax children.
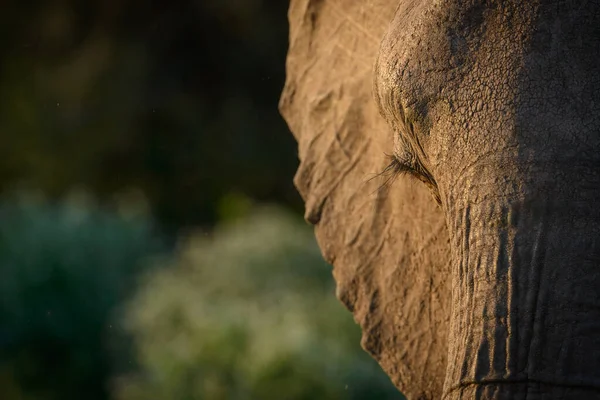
<box><xmin>280</xmin><ymin>1</ymin><xmax>452</xmax><ymax>398</ymax></box>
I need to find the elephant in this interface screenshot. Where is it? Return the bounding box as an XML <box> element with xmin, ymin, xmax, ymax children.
<box><xmin>279</xmin><ymin>0</ymin><xmax>600</xmax><ymax>399</ymax></box>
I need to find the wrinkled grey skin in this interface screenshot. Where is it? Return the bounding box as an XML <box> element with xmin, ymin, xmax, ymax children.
<box><xmin>280</xmin><ymin>0</ymin><xmax>600</xmax><ymax>399</ymax></box>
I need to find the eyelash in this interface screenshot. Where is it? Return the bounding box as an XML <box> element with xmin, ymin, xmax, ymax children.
<box><xmin>375</xmin><ymin>153</ymin><xmax>442</xmax><ymax>206</ymax></box>
<box><xmin>386</xmin><ymin>155</ymin><xmax>413</xmax><ymax>176</ymax></box>
<box><xmin>372</xmin><ymin>153</ymin><xmax>418</xmax><ymax>193</ymax></box>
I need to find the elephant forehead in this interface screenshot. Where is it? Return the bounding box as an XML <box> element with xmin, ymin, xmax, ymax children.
<box><xmin>280</xmin><ymin>1</ymin><xmax>452</xmax><ymax>398</ymax></box>
<box><xmin>374</xmin><ymin>0</ymin><xmax>550</xmax><ymax>196</ymax></box>
<box><xmin>374</xmin><ymin>0</ymin><xmax>497</xmax><ymax>150</ymax></box>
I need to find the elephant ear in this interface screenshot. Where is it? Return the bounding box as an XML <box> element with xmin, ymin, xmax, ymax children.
<box><xmin>280</xmin><ymin>0</ymin><xmax>452</xmax><ymax>398</ymax></box>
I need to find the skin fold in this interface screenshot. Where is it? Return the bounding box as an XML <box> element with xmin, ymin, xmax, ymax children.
<box><xmin>280</xmin><ymin>0</ymin><xmax>600</xmax><ymax>399</ymax></box>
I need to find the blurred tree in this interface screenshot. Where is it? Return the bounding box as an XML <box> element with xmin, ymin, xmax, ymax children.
<box><xmin>0</xmin><ymin>0</ymin><xmax>300</xmax><ymax>233</ymax></box>
<box><xmin>0</xmin><ymin>193</ymin><xmax>165</xmax><ymax>400</ymax></box>
<box><xmin>116</xmin><ymin>206</ymin><xmax>404</xmax><ymax>400</ymax></box>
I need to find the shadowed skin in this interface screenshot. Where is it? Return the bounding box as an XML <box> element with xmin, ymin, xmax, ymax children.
<box><xmin>281</xmin><ymin>0</ymin><xmax>600</xmax><ymax>399</ymax></box>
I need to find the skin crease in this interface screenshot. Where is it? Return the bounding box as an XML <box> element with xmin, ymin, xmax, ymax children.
<box><xmin>280</xmin><ymin>0</ymin><xmax>600</xmax><ymax>399</ymax></box>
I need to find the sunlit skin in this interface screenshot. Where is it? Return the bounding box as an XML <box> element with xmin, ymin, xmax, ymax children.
<box><xmin>281</xmin><ymin>0</ymin><xmax>600</xmax><ymax>398</ymax></box>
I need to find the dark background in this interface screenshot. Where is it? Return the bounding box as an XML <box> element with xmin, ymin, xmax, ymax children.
<box><xmin>0</xmin><ymin>0</ymin><xmax>300</xmax><ymax>233</ymax></box>
<box><xmin>0</xmin><ymin>1</ymin><xmax>404</xmax><ymax>399</ymax></box>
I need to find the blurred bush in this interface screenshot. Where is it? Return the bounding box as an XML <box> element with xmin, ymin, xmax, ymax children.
<box><xmin>0</xmin><ymin>193</ymin><xmax>165</xmax><ymax>400</ymax></box>
<box><xmin>115</xmin><ymin>206</ymin><xmax>403</xmax><ymax>400</ymax></box>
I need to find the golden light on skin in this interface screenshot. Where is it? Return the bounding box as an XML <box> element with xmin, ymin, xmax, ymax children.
<box><xmin>282</xmin><ymin>0</ymin><xmax>600</xmax><ymax>398</ymax></box>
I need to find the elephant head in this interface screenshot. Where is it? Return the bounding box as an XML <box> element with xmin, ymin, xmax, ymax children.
<box><xmin>280</xmin><ymin>0</ymin><xmax>600</xmax><ymax>399</ymax></box>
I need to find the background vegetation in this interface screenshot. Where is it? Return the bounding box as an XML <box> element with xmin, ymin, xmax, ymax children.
<box><xmin>0</xmin><ymin>1</ymin><xmax>403</xmax><ymax>399</ymax></box>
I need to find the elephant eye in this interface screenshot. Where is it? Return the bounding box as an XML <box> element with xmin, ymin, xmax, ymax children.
<box><xmin>376</xmin><ymin>153</ymin><xmax>442</xmax><ymax>205</ymax></box>
<box><xmin>373</xmin><ymin>153</ymin><xmax>418</xmax><ymax>192</ymax></box>
<box><xmin>388</xmin><ymin>153</ymin><xmax>418</xmax><ymax>176</ymax></box>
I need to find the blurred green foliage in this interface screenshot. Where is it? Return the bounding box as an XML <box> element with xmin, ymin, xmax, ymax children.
<box><xmin>0</xmin><ymin>193</ymin><xmax>165</xmax><ymax>400</ymax></box>
<box><xmin>0</xmin><ymin>198</ymin><xmax>402</xmax><ymax>399</ymax></box>
<box><xmin>116</xmin><ymin>207</ymin><xmax>402</xmax><ymax>400</ymax></box>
